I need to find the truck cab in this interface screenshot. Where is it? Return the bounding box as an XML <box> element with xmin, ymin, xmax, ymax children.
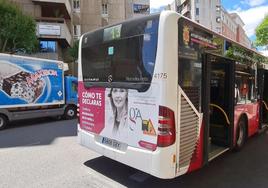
<box><xmin>63</xmin><ymin>76</ymin><xmax>78</xmax><ymax>119</ymax></box>
<box><xmin>65</xmin><ymin>76</ymin><xmax>78</xmax><ymax>105</ymax></box>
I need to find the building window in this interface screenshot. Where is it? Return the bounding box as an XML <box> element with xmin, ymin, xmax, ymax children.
<box><xmin>73</xmin><ymin>25</ymin><xmax>81</xmax><ymax>38</ymax></box>
<box><xmin>73</xmin><ymin>0</ymin><xmax>80</xmax><ymax>11</ymax></box>
<box><xmin>72</xmin><ymin>81</ymin><xmax>78</xmax><ymax>93</ymax></box>
<box><xmin>216</xmin><ymin>5</ymin><xmax>221</xmax><ymax>12</ymax></box>
<box><xmin>39</xmin><ymin>41</ymin><xmax>56</xmax><ymax>53</ymax></box>
<box><xmin>102</xmin><ymin>3</ymin><xmax>108</xmax><ymax>15</ymax></box>
<box><xmin>195</xmin><ymin>8</ymin><xmax>199</xmax><ymax>16</ymax></box>
<box><xmin>133</xmin><ymin>4</ymin><xmax>149</xmax><ymax>14</ymax></box>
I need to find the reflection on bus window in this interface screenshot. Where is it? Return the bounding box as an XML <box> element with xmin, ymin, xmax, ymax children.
<box><xmin>178</xmin><ymin>57</ymin><xmax>202</xmax><ymax>111</ymax></box>
<box><xmin>235</xmin><ymin>72</ymin><xmax>256</xmax><ymax>104</ymax></box>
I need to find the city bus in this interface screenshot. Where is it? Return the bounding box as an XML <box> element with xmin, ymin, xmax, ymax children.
<box><xmin>77</xmin><ymin>11</ymin><xmax>268</xmax><ymax>179</ymax></box>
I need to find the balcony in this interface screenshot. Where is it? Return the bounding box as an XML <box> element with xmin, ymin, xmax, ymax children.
<box><xmin>36</xmin><ymin>17</ymin><xmax>72</xmax><ymax>47</ymax></box>
<box><xmin>180</xmin><ymin>0</ymin><xmax>189</xmax><ymax>4</ymax></box>
<box><xmin>32</xmin><ymin>0</ymin><xmax>71</xmax><ymax>19</ymax></box>
<box><xmin>181</xmin><ymin>4</ymin><xmax>191</xmax><ymax>15</ymax></box>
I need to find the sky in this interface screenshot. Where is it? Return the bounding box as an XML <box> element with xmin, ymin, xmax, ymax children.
<box><xmin>150</xmin><ymin>0</ymin><xmax>268</xmax><ymax>56</ymax></box>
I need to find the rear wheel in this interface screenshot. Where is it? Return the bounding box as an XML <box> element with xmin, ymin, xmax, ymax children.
<box><xmin>0</xmin><ymin>115</ymin><xmax>8</xmax><ymax>130</ymax></box>
<box><xmin>235</xmin><ymin>118</ymin><xmax>246</xmax><ymax>151</ymax></box>
<box><xmin>64</xmin><ymin>105</ymin><xmax>77</xmax><ymax>120</ymax></box>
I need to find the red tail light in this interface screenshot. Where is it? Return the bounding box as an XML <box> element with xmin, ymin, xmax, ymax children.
<box><xmin>157</xmin><ymin>106</ymin><xmax>176</xmax><ymax>147</ymax></box>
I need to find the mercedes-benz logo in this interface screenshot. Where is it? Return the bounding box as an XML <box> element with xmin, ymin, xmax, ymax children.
<box><xmin>108</xmin><ymin>75</ymin><xmax>113</xmax><ymax>82</ymax></box>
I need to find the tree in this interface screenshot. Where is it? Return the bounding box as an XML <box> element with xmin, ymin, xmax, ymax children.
<box><xmin>255</xmin><ymin>14</ymin><xmax>268</xmax><ymax>46</ymax></box>
<box><xmin>0</xmin><ymin>0</ymin><xmax>38</xmax><ymax>53</ymax></box>
<box><xmin>68</xmin><ymin>40</ymin><xmax>79</xmax><ymax>62</ymax></box>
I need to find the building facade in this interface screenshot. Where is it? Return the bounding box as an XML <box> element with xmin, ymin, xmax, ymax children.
<box><xmin>72</xmin><ymin>0</ymin><xmax>150</xmax><ymax>41</ymax></box>
<box><xmin>8</xmin><ymin>0</ymin><xmax>149</xmax><ymax>60</ymax></box>
<box><xmin>172</xmin><ymin>0</ymin><xmax>252</xmax><ymax>48</ymax></box>
<box><xmin>176</xmin><ymin>0</ymin><xmax>221</xmax><ymax>33</ymax></box>
<box><xmin>7</xmin><ymin>0</ymin><xmax>149</xmax><ymax>75</ymax></box>
<box><xmin>229</xmin><ymin>13</ymin><xmax>251</xmax><ymax>48</ymax></box>
<box><xmin>9</xmin><ymin>0</ymin><xmax>72</xmax><ymax>61</ymax></box>
<box><xmin>221</xmin><ymin>7</ymin><xmax>237</xmax><ymax>40</ymax></box>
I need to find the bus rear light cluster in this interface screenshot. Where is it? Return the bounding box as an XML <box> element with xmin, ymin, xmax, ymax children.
<box><xmin>157</xmin><ymin>106</ymin><xmax>176</xmax><ymax>147</ymax></box>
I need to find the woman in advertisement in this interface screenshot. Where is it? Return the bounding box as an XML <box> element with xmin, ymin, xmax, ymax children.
<box><xmin>108</xmin><ymin>88</ymin><xmax>128</xmax><ymax>139</ymax></box>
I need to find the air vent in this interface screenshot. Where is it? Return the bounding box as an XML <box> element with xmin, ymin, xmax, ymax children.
<box><xmin>179</xmin><ymin>90</ymin><xmax>200</xmax><ymax>168</ymax></box>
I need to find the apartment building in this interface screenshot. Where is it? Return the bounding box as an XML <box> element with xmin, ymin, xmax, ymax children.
<box><xmin>221</xmin><ymin>7</ymin><xmax>237</xmax><ymax>40</ymax></box>
<box><xmin>170</xmin><ymin>0</ymin><xmax>251</xmax><ymax>48</ymax></box>
<box><xmin>72</xmin><ymin>0</ymin><xmax>150</xmax><ymax>40</ymax></box>
<box><xmin>176</xmin><ymin>0</ymin><xmax>221</xmax><ymax>33</ymax></box>
<box><xmin>229</xmin><ymin>13</ymin><xmax>251</xmax><ymax>48</ymax></box>
<box><xmin>8</xmin><ymin>0</ymin><xmax>149</xmax><ymax>60</ymax></box>
<box><xmin>9</xmin><ymin>0</ymin><xmax>72</xmax><ymax>61</ymax></box>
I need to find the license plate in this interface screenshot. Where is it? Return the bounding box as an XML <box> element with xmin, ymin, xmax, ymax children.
<box><xmin>102</xmin><ymin>137</ymin><xmax>122</xmax><ymax>150</ymax></box>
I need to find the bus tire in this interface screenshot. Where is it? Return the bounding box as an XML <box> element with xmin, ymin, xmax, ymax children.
<box><xmin>64</xmin><ymin>105</ymin><xmax>77</xmax><ymax>120</ymax></box>
<box><xmin>0</xmin><ymin>114</ymin><xmax>8</xmax><ymax>130</ymax></box>
<box><xmin>234</xmin><ymin>118</ymin><xmax>246</xmax><ymax>151</ymax></box>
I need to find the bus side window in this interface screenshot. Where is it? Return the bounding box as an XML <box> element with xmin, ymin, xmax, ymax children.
<box><xmin>234</xmin><ymin>83</ymin><xmax>240</xmax><ymax>105</ymax></box>
<box><xmin>178</xmin><ymin>57</ymin><xmax>202</xmax><ymax>111</ymax></box>
<box><xmin>236</xmin><ymin>73</ymin><xmax>257</xmax><ymax>104</ymax></box>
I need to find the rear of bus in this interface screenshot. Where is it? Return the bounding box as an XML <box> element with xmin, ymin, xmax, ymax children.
<box><xmin>77</xmin><ymin>12</ymin><xmax>200</xmax><ymax>179</ymax></box>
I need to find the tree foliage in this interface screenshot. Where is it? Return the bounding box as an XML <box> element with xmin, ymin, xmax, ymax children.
<box><xmin>225</xmin><ymin>44</ymin><xmax>268</xmax><ymax>65</ymax></box>
<box><xmin>255</xmin><ymin>14</ymin><xmax>268</xmax><ymax>46</ymax></box>
<box><xmin>0</xmin><ymin>0</ymin><xmax>38</xmax><ymax>53</ymax></box>
<box><xmin>68</xmin><ymin>40</ymin><xmax>79</xmax><ymax>61</ymax></box>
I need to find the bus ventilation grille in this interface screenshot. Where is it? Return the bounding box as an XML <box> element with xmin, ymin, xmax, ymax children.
<box><xmin>179</xmin><ymin>95</ymin><xmax>199</xmax><ymax>168</ymax></box>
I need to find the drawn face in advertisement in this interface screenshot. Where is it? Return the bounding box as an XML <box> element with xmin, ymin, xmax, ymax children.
<box><xmin>108</xmin><ymin>88</ymin><xmax>128</xmax><ymax>136</ymax></box>
<box><xmin>111</xmin><ymin>88</ymin><xmax>128</xmax><ymax>109</ymax></box>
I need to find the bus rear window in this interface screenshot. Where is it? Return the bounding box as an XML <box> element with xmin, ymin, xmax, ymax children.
<box><xmin>81</xmin><ymin>14</ymin><xmax>159</xmax><ymax>92</ymax></box>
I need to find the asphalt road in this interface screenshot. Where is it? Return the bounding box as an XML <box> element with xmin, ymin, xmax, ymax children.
<box><xmin>0</xmin><ymin>118</ymin><xmax>268</xmax><ymax>188</ymax></box>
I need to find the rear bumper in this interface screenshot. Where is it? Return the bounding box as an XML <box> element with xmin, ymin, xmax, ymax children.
<box><xmin>78</xmin><ymin>126</ymin><xmax>176</xmax><ymax>179</ymax></box>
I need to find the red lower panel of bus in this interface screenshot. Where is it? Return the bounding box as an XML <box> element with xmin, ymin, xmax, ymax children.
<box><xmin>234</xmin><ymin>102</ymin><xmax>260</xmax><ymax>145</ymax></box>
<box><xmin>187</xmin><ymin>102</ymin><xmax>260</xmax><ymax>173</ymax></box>
<box><xmin>187</xmin><ymin>120</ymin><xmax>204</xmax><ymax>173</ymax></box>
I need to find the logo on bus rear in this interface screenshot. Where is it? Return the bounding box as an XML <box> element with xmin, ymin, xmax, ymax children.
<box><xmin>129</xmin><ymin>107</ymin><xmax>156</xmax><ymax>136</ymax></box>
<box><xmin>108</xmin><ymin>75</ymin><xmax>113</xmax><ymax>82</ymax></box>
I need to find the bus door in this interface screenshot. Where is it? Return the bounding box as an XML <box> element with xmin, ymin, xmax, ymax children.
<box><xmin>259</xmin><ymin>68</ymin><xmax>268</xmax><ymax>126</ymax></box>
<box><xmin>202</xmin><ymin>53</ymin><xmax>235</xmax><ymax>162</ymax></box>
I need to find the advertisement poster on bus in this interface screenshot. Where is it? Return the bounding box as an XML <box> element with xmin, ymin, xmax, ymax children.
<box><xmin>0</xmin><ymin>56</ymin><xmax>64</xmax><ymax>107</ymax></box>
<box><xmin>78</xmin><ymin>83</ymin><xmax>159</xmax><ymax>151</ymax></box>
